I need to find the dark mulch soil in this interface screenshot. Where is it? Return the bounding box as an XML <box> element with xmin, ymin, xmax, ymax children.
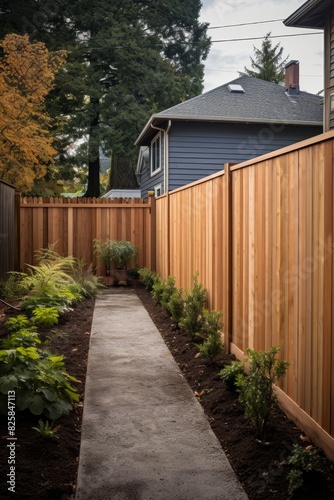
<box><xmin>1</xmin><ymin>287</ymin><xmax>334</xmax><ymax>499</ymax></box>
<box><xmin>0</xmin><ymin>298</ymin><xmax>94</xmax><ymax>499</ymax></box>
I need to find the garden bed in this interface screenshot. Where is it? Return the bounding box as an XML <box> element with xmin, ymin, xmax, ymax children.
<box><xmin>136</xmin><ymin>287</ymin><xmax>334</xmax><ymax>500</ymax></box>
<box><xmin>0</xmin><ymin>298</ymin><xmax>94</xmax><ymax>499</ymax></box>
<box><xmin>1</xmin><ymin>288</ymin><xmax>334</xmax><ymax>499</ymax></box>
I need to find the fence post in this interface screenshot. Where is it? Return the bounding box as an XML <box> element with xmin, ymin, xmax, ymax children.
<box><xmin>14</xmin><ymin>191</ymin><xmax>21</xmax><ymax>272</ymax></box>
<box><xmin>149</xmin><ymin>196</ymin><xmax>157</xmax><ymax>271</ymax></box>
<box><xmin>223</xmin><ymin>163</ymin><xmax>233</xmax><ymax>352</ymax></box>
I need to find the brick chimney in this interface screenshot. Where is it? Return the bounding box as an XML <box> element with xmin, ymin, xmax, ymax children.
<box><xmin>285</xmin><ymin>60</ymin><xmax>300</xmax><ymax>95</ymax></box>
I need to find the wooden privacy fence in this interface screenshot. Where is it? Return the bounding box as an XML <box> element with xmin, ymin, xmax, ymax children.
<box><xmin>0</xmin><ymin>181</ymin><xmax>20</xmax><ymax>280</ymax></box>
<box><xmin>19</xmin><ymin>197</ymin><xmax>155</xmax><ymax>273</ymax></box>
<box><xmin>155</xmin><ymin>130</ymin><xmax>334</xmax><ymax>460</ymax></box>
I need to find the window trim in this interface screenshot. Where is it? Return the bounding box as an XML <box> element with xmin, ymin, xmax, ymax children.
<box><xmin>150</xmin><ymin>132</ymin><xmax>162</xmax><ymax>176</ymax></box>
<box><xmin>154</xmin><ymin>183</ymin><xmax>162</xmax><ymax>197</ymax></box>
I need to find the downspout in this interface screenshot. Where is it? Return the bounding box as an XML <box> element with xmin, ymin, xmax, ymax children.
<box><xmin>150</xmin><ymin>120</ymin><xmax>171</xmax><ymax>193</ymax></box>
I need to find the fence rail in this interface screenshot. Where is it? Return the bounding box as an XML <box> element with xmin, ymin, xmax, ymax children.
<box><xmin>155</xmin><ymin>130</ymin><xmax>334</xmax><ymax>460</ymax></box>
<box><xmin>19</xmin><ymin>197</ymin><xmax>155</xmax><ymax>274</ymax></box>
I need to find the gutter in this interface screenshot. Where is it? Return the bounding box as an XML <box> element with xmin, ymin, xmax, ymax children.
<box><xmin>150</xmin><ymin>120</ymin><xmax>171</xmax><ymax>193</ymax></box>
<box><xmin>284</xmin><ymin>0</ymin><xmax>325</xmax><ymax>27</ymax></box>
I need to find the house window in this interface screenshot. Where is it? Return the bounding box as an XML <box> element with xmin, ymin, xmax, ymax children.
<box><xmin>151</xmin><ymin>133</ymin><xmax>161</xmax><ymax>176</ymax></box>
<box><xmin>154</xmin><ymin>183</ymin><xmax>162</xmax><ymax>197</ymax></box>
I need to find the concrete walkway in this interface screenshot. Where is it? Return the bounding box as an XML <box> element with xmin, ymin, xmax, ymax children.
<box><xmin>76</xmin><ymin>290</ymin><xmax>247</xmax><ymax>500</ymax></box>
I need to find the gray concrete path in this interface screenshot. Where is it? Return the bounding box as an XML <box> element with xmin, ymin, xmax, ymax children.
<box><xmin>76</xmin><ymin>290</ymin><xmax>247</xmax><ymax>500</ymax></box>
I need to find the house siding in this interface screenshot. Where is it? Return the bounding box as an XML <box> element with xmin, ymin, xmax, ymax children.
<box><xmin>139</xmin><ymin>132</ymin><xmax>165</xmax><ymax>197</ymax></box>
<box><xmin>168</xmin><ymin>121</ymin><xmax>322</xmax><ymax>190</ymax></box>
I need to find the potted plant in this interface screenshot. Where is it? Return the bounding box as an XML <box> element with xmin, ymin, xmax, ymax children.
<box><xmin>93</xmin><ymin>239</ymin><xmax>114</xmax><ymax>284</ymax></box>
<box><xmin>128</xmin><ymin>267</ymin><xmax>140</xmax><ymax>287</ymax></box>
<box><xmin>109</xmin><ymin>240</ymin><xmax>139</xmax><ymax>284</ymax></box>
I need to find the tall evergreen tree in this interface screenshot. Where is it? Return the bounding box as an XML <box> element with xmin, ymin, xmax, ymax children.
<box><xmin>0</xmin><ymin>0</ymin><xmax>211</xmax><ymax>197</ymax></box>
<box><xmin>244</xmin><ymin>32</ymin><xmax>289</xmax><ymax>84</ymax></box>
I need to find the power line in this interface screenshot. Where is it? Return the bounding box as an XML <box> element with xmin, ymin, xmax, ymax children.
<box><xmin>211</xmin><ymin>32</ymin><xmax>322</xmax><ymax>44</ymax></box>
<box><xmin>207</xmin><ymin>19</ymin><xmax>284</xmax><ymax>30</ymax></box>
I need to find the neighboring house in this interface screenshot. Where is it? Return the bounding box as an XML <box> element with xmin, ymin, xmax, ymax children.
<box><xmin>102</xmin><ymin>189</ymin><xmax>141</xmax><ymax>198</ymax></box>
<box><xmin>284</xmin><ymin>0</ymin><xmax>333</xmax><ymax>131</ymax></box>
<box><xmin>135</xmin><ymin>61</ymin><xmax>323</xmax><ymax>196</ymax></box>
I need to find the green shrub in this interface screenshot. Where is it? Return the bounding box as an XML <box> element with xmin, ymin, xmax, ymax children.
<box><xmin>32</xmin><ymin>307</ymin><xmax>60</xmax><ymax>328</ymax></box>
<box><xmin>287</xmin><ymin>444</ymin><xmax>323</xmax><ymax>498</ymax></box>
<box><xmin>220</xmin><ymin>360</ymin><xmax>245</xmax><ymax>389</ymax></box>
<box><xmin>152</xmin><ymin>275</ymin><xmax>178</xmax><ymax>310</ymax></box>
<box><xmin>167</xmin><ymin>288</ymin><xmax>184</xmax><ymax>325</ymax></box>
<box><xmin>5</xmin><ymin>314</ymin><xmax>31</xmax><ymax>333</ymax></box>
<box><xmin>197</xmin><ymin>333</ymin><xmax>223</xmax><ymax>362</ymax></box>
<box><xmin>235</xmin><ymin>346</ymin><xmax>290</xmax><ymax>440</ymax></box>
<box><xmin>196</xmin><ymin>310</ymin><xmax>224</xmax><ymax>362</ymax></box>
<box><xmin>151</xmin><ymin>276</ymin><xmax>164</xmax><ymax>303</ymax></box>
<box><xmin>0</xmin><ymin>347</ymin><xmax>79</xmax><ymax>420</ymax></box>
<box><xmin>2</xmin><ymin>328</ymin><xmax>40</xmax><ymax>349</ymax></box>
<box><xmin>138</xmin><ymin>268</ymin><xmax>158</xmax><ymax>291</ymax></box>
<box><xmin>180</xmin><ymin>273</ymin><xmax>206</xmax><ymax>337</ymax></box>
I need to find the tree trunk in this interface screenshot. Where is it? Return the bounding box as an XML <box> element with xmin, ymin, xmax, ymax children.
<box><xmin>83</xmin><ymin>97</ymin><xmax>100</xmax><ymax>198</ymax></box>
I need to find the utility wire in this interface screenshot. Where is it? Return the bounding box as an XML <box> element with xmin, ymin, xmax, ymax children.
<box><xmin>207</xmin><ymin>19</ymin><xmax>284</xmax><ymax>29</ymax></box>
<box><xmin>212</xmin><ymin>32</ymin><xmax>322</xmax><ymax>43</ymax></box>
<box><xmin>80</xmin><ymin>31</ymin><xmax>322</xmax><ymax>51</ymax></box>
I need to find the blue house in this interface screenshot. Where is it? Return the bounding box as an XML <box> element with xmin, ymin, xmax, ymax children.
<box><xmin>135</xmin><ymin>62</ymin><xmax>323</xmax><ymax>196</ymax></box>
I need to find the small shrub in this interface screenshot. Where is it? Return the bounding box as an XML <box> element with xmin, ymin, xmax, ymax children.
<box><xmin>197</xmin><ymin>333</ymin><xmax>223</xmax><ymax>362</ymax></box>
<box><xmin>151</xmin><ymin>276</ymin><xmax>165</xmax><ymax>303</ymax></box>
<box><xmin>167</xmin><ymin>288</ymin><xmax>184</xmax><ymax>324</ymax></box>
<box><xmin>287</xmin><ymin>444</ymin><xmax>323</xmax><ymax>498</ymax></box>
<box><xmin>201</xmin><ymin>309</ymin><xmax>224</xmax><ymax>338</ymax></box>
<box><xmin>235</xmin><ymin>346</ymin><xmax>290</xmax><ymax>440</ymax></box>
<box><xmin>220</xmin><ymin>360</ymin><xmax>245</xmax><ymax>389</ymax></box>
<box><xmin>180</xmin><ymin>273</ymin><xmax>206</xmax><ymax>337</ymax></box>
<box><xmin>138</xmin><ymin>268</ymin><xmax>158</xmax><ymax>291</ymax></box>
<box><xmin>196</xmin><ymin>310</ymin><xmax>224</xmax><ymax>362</ymax></box>
<box><xmin>32</xmin><ymin>307</ymin><xmax>60</xmax><ymax>328</ymax></box>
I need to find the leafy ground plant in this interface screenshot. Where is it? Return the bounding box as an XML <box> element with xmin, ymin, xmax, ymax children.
<box><xmin>220</xmin><ymin>360</ymin><xmax>245</xmax><ymax>390</ymax></box>
<box><xmin>32</xmin><ymin>419</ymin><xmax>60</xmax><ymax>440</ymax></box>
<box><xmin>236</xmin><ymin>346</ymin><xmax>290</xmax><ymax>441</ymax></box>
<box><xmin>0</xmin><ymin>347</ymin><xmax>79</xmax><ymax>420</ymax></box>
<box><xmin>32</xmin><ymin>306</ymin><xmax>60</xmax><ymax>328</ymax></box>
<box><xmin>287</xmin><ymin>444</ymin><xmax>324</xmax><ymax>498</ymax></box>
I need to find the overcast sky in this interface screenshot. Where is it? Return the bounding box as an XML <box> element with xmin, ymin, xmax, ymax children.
<box><xmin>199</xmin><ymin>0</ymin><xmax>324</xmax><ymax>95</ymax></box>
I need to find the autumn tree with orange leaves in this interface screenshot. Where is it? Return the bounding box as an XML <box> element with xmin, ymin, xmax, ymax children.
<box><xmin>0</xmin><ymin>34</ymin><xmax>66</xmax><ymax>193</ymax></box>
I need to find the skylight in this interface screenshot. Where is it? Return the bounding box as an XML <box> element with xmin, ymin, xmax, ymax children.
<box><xmin>228</xmin><ymin>84</ymin><xmax>245</xmax><ymax>93</ymax></box>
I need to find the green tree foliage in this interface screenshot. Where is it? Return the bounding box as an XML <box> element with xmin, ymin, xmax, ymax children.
<box><xmin>0</xmin><ymin>0</ymin><xmax>211</xmax><ymax>196</ymax></box>
<box><xmin>244</xmin><ymin>32</ymin><xmax>289</xmax><ymax>84</ymax></box>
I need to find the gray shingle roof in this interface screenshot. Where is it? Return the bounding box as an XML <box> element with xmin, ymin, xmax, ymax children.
<box><xmin>157</xmin><ymin>75</ymin><xmax>322</xmax><ymax>124</ymax></box>
<box><xmin>135</xmin><ymin>74</ymin><xmax>323</xmax><ymax>145</ymax></box>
